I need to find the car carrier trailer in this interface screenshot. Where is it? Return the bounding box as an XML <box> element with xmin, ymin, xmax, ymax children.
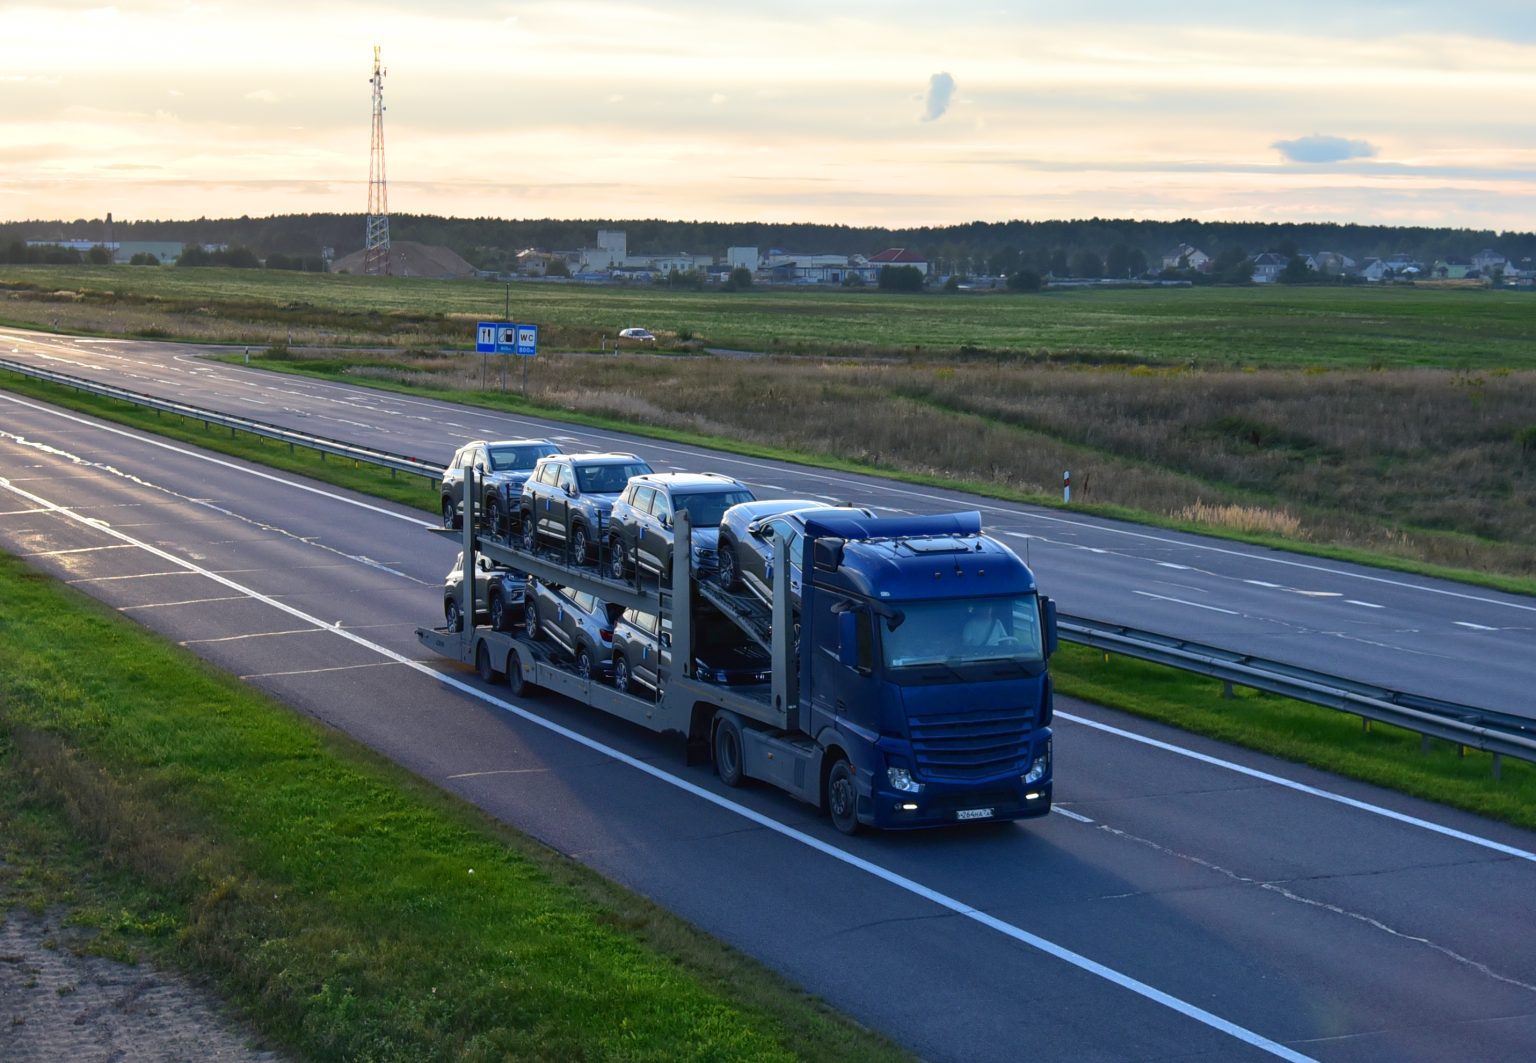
<box><xmin>418</xmin><ymin>468</ymin><xmax>1058</xmax><ymax>833</ymax></box>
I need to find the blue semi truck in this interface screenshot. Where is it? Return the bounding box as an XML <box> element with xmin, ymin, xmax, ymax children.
<box><xmin>419</xmin><ymin>470</ymin><xmax>1057</xmax><ymax>833</ymax></box>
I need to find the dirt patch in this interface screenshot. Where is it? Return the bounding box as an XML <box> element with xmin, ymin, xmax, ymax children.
<box><xmin>0</xmin><ymin>909</ymin><xmax>282</xmax><ymax>1062</ymax></box>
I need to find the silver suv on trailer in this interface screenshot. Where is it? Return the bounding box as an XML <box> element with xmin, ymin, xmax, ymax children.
<box><xmin>440</xmin><ymin>438</ymin><xmax>562</xmax><ymax>532</ymax></box>
<box><xmin>519</xmin><ymin>452</ymin><xmax>652</xmax><ymax>562</ymax></box>
<box><xmin>607</xmin><ymin>472</ymin><xmax>755</xmax><ymax>580</ymax></box>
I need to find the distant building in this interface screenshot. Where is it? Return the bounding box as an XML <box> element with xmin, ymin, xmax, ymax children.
<box><xmin>1471</xmin><ymin>248</ymin><xmax>1508</xmax><ymax>273</ymax></box>
<box><xmin>726</xmin><ymin>246</ymin><xmax>760</xmax><ymax>271</ymax></box>
<box><xmin>1434</xmin><ymin>257</ymin><xmax>1473</xmax><ymax>280</ymax></box>
<box><xmin>1250</xmin><ymin>252</ymin><xmax>1290</xmax><ymax>283</ymax></box>
<box><xmin>115</xmin><ymin>241</ymin><xmax>183</xmax><ymax>264</ymax></box>
<box><xmin>867</xmin><ymin>247</ymin><xmax>929</xmax><ymax>276</ymax></box>
<box><xmin>1161</xmin><ymin>243</ymin><xmax>1211</xmax><ymax>272</ymax></box>
<box><xmin>1312</xmin><ymin>251</ymin><xmax>1356</xmax><ymax>276</ymax></box>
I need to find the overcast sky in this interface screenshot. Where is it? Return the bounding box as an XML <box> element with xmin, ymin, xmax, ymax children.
<box><xmin>3</xmin><ymin>1</ymin><xmax>1534</xmax><ymax>229</ymax></box>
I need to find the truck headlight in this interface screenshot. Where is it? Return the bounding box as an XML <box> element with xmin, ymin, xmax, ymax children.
<box><xmin>886</xmin><ymin>766</ymin><xmax>924</xmax><ymax>793</ymax></box>
<box><xmin>1022</xmin><ymin>740</ymin><xmax>1052</xmax><ymax>785</ymax></box>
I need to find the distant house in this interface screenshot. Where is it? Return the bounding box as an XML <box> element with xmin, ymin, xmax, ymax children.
<box><xmin>1434</xmin><ymin>257</ymin><xmax>1473</xmax><ymax>280</ymax></box>
<box><xmin>1312</xmin><ymin>251</ymin><xmax>1356</xmax><ymax>276</ymax></box>
<box><xmin>1161</xmin><ymin>243</ymin><xmax>1210</xmax><ymax>272</ymax></box>
<box><xmin>867</xmin><ymin>247</ymin><xmax>929</xmax><ymax>276</ymax></box>
<box><xmin>1250</xmin><ymin>252</ymin><xmax>1290</xmax><ymax>283</ymax></box>
<box><xmin>1360</xmin><ymin>258</ymin><xmax>1391</xmax><ymax>282</ymax></box>
<box><xmin>1471</xmin><ymin>248</ymin><xmax>1508</xmax><ymax>273</ymax></box>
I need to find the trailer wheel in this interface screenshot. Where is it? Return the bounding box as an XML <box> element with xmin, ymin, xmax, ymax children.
<box><xmin>506</xmin><ymin>652</ymin><xmax>536</xmax><ymax>697</ymax></box>
<box><xmin>713</xmin><ymin>715</ymin><xmax>745</xmax><ymax>788</ymax></box>
<box><xmin>476</xmin><ymin>641</ymin><xmax>502</xmax><ymax>684</ymax></box>
<box><xmin>827</xmin><ymin>758</ymin><xmax>861</xmax><ymax>835</ymax></box>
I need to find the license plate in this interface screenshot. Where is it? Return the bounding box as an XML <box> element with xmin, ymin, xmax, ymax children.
<box><xmin>955</xmin><ymin>807</ymin><xmax>994</xmax><ymax>821</ymax></box>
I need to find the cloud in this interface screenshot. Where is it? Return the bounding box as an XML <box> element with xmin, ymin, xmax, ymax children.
<box><xmin>1271</xmin><ymin>134</ymin><xmax>1378</xmax><ymax>163</ymax></box>
<box><xmin>710</xmin><ymin>92</ymin><xmax>728</xmax><ymax>105</ymax></box>
<box><xmin>244</xmin><ymin>89</ymin><xmax>278</xmax><ymax>104</ymax></box>
<box><xmin>920</xmin><ymin>71</ymin><xmax>956</xmax><ymax>122</ymax></box>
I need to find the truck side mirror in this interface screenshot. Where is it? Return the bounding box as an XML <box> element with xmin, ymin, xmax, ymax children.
<box><xmin>1042</xmin><ymin>596</ymin><xmax>1059</xmax><ymax>656</ymax></box>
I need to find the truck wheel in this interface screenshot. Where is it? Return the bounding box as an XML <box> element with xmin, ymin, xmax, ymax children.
<box><xmin>609</xmin><ymin>537</ymin><xmax>628</xmax><ymax>579</ymax></box>
<box><xmin>476</xmin><ymin>641</ymin><xmax>502</xmax><ymax>684</ymax></box>
<box><xmin>520</xmin><ymin>513</ymin><xmax>538</xmax><ymax>551</ymax></box>
<box><xmin>571</xmin><ymin>524</ymin><xmax>592</xmax><ymax>565</ymax></box>
<box><xmin>442</xmin><ymin>497</ymin><xmax>460</xmax><ymax>530</ymax></box>
<box><xmin>827</xmin><ymin>759</ymin><xmax>861</xmax><ymax>835</ymax></box>
<box><xmin>714</xmin><ymin>716</ymin><xmax>745</xmax><ymax>788</ymax></box>
<box><xmin>717</xmin><ymin>545</ymin><xmax>740</xmax><ymax>590</ymax></box>
<box><xmin>488</xmin><ymin>588</ymin><xmax>510</xmax><ymax>632</ymax></box>
<box><xmin>506</xmin><ymin>652</ymin><xmax>536</xmax><ymax>698</ymax></box>
<box><xmin>575</xmin><ymin>645</ymin><xmax>596</xmax><ymax>681</ymax></box>
<box><xmin>523</xmin><ymin>600</ymin><xmax>540</xmax><ymax>641</ymax></box>
<box><xmin>445</xmin><ymin>599</ymin><xmax>463</xmax><ymax>633</ymax></box>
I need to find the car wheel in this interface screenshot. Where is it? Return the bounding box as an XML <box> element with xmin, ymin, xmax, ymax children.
<box><xmin>827</xmin><ymin>758</ymin><xmax>860</xmax><ymax>835</ymax></box>
<box><xmin>442</xmin><ymin>497</ymin><xmax>460</xmax><ymax>530</ymax></box>
<box><xmin>714</xmin><ymin>715</ymin><xmax>745</xmax><ymax>788</ymax></box>
<box><xmin>575</xmin><ymin>644</ymin><xmax>595</xmax><ymax>681</ymax></box>
<box><xmin>571</xmin><ymin>523</ymin><xmax>591</xmax><ymax>565</ymax></box>
<box><xmin>520</xmin><ymin>512</ymin><xmax>538</xmax><ymax>551</ymax></box>
<box><xmin>523</xmin><ymin>600</ymin><xmax>540</xmax><ymax>641</ymax></box>
<box><xmin>445</xmin><ymin>599</ymin><xmax>463</xmax><ymax>633</ymax></box>
<box><xmin>717</xmin><ymin>544</ymin><xmax>740</xmax><ymax>590</ymax></box>
<box><xmin>485</xmin><ymin>495</ymin><xmax>503</xmax><ymax>537</ymax></box>
<box><xmin>609</xmin><ymin>537</ymin><xmax>628</xmax><ymax>579</ymax></box>
<box><xmin>613</xmin><ymin>654</ymin><xmax>632</xmax><ymax>695</ymax></box>
<box><xmin>488</xmin><ymin>588</ymin><xmax>509</xmax><ymax>632</ymax></box>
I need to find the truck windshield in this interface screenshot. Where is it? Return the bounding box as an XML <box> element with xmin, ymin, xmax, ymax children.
<box><xmin>577</xmin><ymin>462</ymin><xmax>651</xmax><ymax>493</ymax></box>
<box><xmin>881</xmin><ymin>594</ymin><xmax>1044</xmax><ymax>673</ymax></box>
<box><xmin>674</xmin><ymin>490</ymin><xmax>755</xmax><ymax>526</ymax></box>
<box><xmin>488</xmin><ymin>443</ymin><xmax>559</xmax><ymax>471</ymax></box>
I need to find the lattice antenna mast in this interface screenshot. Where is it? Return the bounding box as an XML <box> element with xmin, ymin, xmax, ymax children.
<box><xmin>363</xmin><ymin>45</ymin><xmax>391</xmax><ymax>276</ymax></box>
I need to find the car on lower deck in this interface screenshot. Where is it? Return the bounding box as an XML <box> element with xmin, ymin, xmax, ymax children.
<box><xmin>523</xmin><ymin>577</ymin><xmax>624</xmax><ymax>681</ymax></box>
<box><xmin>443</xmin><ymin>552</ymin><xmax>525</xmax><ymax>633</ymax></box>
<box><xmin>611</xmin><ymin>605</ymin><xmax>771</xmax><ymax>701</ymax></box>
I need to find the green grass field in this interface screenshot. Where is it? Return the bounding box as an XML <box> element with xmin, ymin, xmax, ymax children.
<box><xmin>4</xmin><ymin>264</ymin><xmax>1534</xmax><ymax>368</ymax></box>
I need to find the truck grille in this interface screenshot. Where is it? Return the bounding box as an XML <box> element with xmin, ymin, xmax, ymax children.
<box><xmin>907</xmin><ymin>707</ymin><xmax>1035</xmax><ymax>781</ymax></box>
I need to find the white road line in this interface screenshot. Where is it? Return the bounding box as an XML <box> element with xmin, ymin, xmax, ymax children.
<box><xmin>0</xmin><ymin>474</ymin><xmax>1316</xmax><ymax>1062</ymax></box>
<box><xmin>1245</xmin><ymin>580</ymin><xmax>1283</xmax><ymax>588</ymax></box>
<box><xmin>1157</xmin><ymin>563</ymin><xmax>1192</xmax><ymax>570</ymax></box>
<box><xmin>1133</xmin><ymin>591</ymin><xmax>1240</xmax><ymax>615</ymax></box>
<box><xmin>1454</xmin><ymin>622</ymin><xmax>1498</xmax><ymax>631</ymax></box>
<box><xmin>1345</xmin><ymin>600</ymin><xmax>1384</xmax><ymax>609</ymax></box>
<box><xmin>0</xmin><ymin>392</ymin><xmax>437</xmax><ymax>528</ymax></box>
<box><xmin>1056</xmin><ymin>712</ymin><xmax>1536</xmax><ymax>863</ymax></box>
<box><xmin>1051</xmin><ymin>807</ymin><xmax>1095</xmax><ymax>824</ymax></box>
<box><xmin>120</xmin><ymin>595</ymin><xmax>252</xmax><ymax>610</ymax></box>
<box><xmin>241</xmin><ymin>661</ymin><xmax>403</xmax><ymax>679</ymax></box>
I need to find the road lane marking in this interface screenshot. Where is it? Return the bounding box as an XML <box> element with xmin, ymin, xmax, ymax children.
<box><xmin>1345</xmin><ymin>600</ymin><xmax>1384</xmax><ymax>609</ymax></box>
<box><xmin>1455</xmin><ymin>622</ymin><xmax>1498</xmax><ymax>631</ymax></box>
<box><xmin>1133</xmin><ymin>591</ymin><xmax>1240</xmax><ymax>615</ymax></box>
<box><xmin>0</xmin><ymin>473</ymin><xmax>1318</xmax><ymax>1062</ymax></box>
<box><xmin>1051</xmin><ymin>807</ymin><xmax>1095</xmax><ymax>824</ymax></box>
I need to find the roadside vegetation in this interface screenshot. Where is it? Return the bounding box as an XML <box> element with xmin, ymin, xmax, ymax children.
<box><xmin>0</xmin><ymin>554</ymin><xmax>907</xmax><ymax>1061</ymax></box>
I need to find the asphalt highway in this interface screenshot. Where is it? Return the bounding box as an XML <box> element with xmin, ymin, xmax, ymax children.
<box><xmin>3</xmin><ymin>327</ymin><xmax>1532</xmax><ymax>724</ymax></box>
<box><xmin>4</xmin><ymin>377</ymin><xmax>1536</xmax><ymax>1060</ymax></box>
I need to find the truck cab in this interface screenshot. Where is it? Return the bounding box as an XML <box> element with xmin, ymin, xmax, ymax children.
<box><xmin>796</xmin><ymin>512</ymin><xmax>1056</xmax><ymax>831</ymax></box>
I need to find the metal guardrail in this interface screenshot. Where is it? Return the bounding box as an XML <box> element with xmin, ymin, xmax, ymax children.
<box><xmin>5</xmin><ymin>354</ymin><xmax>1531</xmax><ymax>770</ymax></box>
<box><xmin>0</xmin><ymin>356</ymin><xmax>441</xmax><ymax>481</ymax></box>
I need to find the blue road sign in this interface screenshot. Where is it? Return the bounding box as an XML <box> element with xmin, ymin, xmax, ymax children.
<box><xmin>515</xmin><ymin>324</ymin><xmax>538</xmax><ymax>357</ymax></box>
<box><xmin>476</xmin><ymin>320</ymin><xmax>537</xmax><ymax>356</ymax></box>
<box><xmin>475</xmin><ymin>321</ymin><xmax>503</xmax><ymax>354</ymax></box>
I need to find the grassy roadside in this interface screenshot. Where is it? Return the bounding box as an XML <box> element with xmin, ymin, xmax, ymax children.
<box><xmin>0</xmin><ymin>554</ymin><xmax>907</xmax><ymax>1061</ymax></box>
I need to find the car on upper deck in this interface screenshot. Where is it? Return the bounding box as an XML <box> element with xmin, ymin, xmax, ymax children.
<box><xmin>716</xmin><ymin>500</ymin><xmax>874</xmax><ymax>608</ymax></box>
<box><xmin>440</xmin><ymin>438</ymin><xmax>562</xmax><ymax>532</ymax></box>
<box><xmin>518</xmin><ymin>452</ymin><xmax>653</xmax><ymax>563</ymax></box>
<box><xmin>607</xmin><ymin>472</ymin><xmax>756</xmax><ymax>580</ymax></box>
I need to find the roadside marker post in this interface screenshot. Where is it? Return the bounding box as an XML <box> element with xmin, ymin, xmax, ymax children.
<box><xmin>1064</xmin><ymin>470</ymin><xmax>1071</xmax><ymax>504</ymax></box>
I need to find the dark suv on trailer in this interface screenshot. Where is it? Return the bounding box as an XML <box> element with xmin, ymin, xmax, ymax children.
<box><xmin>519</xmin><ymin>452</ymin><xmax>653</xmax><ymax>562</ymax></box>
<box><xmin>716</xmin><ymin>500</ymin><xmax>874</xmax><ymax>608</ymax></box>
<box><xmin>607</xmin><ymin>473</ymin><xmax>756</xmax><ymax>580</ymax></box>
<box><xmin>611</xmin><ymin>606</ymin><xmax>771</xmax><ymax>701</ymax></box>
<box><xmin>440</xmin><ymin>438</ymin><xmax>562</xmax><ymax>532</ymax></box>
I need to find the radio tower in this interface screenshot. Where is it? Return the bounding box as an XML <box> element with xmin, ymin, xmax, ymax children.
<box><xmin>363</xmin><ymin>45</ymin><xmax>391</xmax><ymax>276</ymax></box>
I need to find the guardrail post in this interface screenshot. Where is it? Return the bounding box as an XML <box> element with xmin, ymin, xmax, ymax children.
<box><xmin>1421</xmin><ymin>734</ymin><xmax>1431</xmax><ymax>754</ymax></box>
<box><xmin>1222</xmin><ymin>681</ymin><xmax>1234</xmax><ymax>700</ymax></box>
<box><xmin>1492</xmin><ymin>753</ymin><xmax>1503</xmax><ymax>780</ymax></box>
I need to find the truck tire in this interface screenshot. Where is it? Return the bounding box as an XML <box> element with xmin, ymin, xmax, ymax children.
<box><xmin>476</xmin><ymin>641</ymin><xmax>502</xmax><ymax>684</ymax></box>
<box><xmin>441</xmin><ymin>497</ymin><xmax>460</xmax><ymax>530</ymax></box>
<box><xmin>506</xmin><ymin>652</ymin><xmax>537</xmax><ymax>698</ymax></box>
<box><xmin>827</xmin><ymin>758</ymin><xmax>861</xmax><ymax>835</ymax></box>
<box><xmin>488</xmin><ymin>588</ymin><xmax>511</xmax><ymax>632</ymax></box>
<box><xmin>713</xmin><ymin>715</ymin><xmax>745</xmax><ymax>788</ymax></box>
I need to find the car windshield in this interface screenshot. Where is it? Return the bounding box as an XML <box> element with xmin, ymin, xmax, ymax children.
<box><xmin>488</xmin><ymin>443</ymin><xmax>558</xmax><ymax>471</ymax></box>
<box><xmin>881</xmin><ymin>594</ymin><xmax>1044</xmax><ymax>671</ymax></box>
<box><xmin>576</xmin><ymin>462</ymin><xmax>651</xmax><ymax>493</ymax></box>
<box><xmin>674</xmin><ymin>490</ymin><xmax>755</xmax><ymax>526</ymax></box>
